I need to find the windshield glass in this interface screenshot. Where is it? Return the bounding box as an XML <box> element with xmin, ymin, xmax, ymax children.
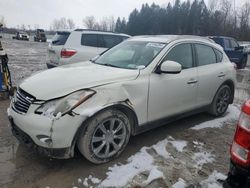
<box><xmin>94</xmin><ymin>41</ymin><xmax>166</xmax><ymax>69</ymax></box>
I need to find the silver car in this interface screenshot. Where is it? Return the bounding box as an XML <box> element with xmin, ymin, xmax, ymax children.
<box><xmin>8</xmin><ymin>35</ymin><xmax>236</xmax><ymax>164</ymax></box>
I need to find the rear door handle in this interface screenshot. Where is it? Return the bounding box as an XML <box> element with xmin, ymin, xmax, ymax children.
<box><xmin>218</xmin><ymin>72</ymin><xmax>225</xmax><ymax>78</ymax></box>
<box><xmin>187</xmin><ymin>79</ymin><xmax>198</xmax><ymax>84</ymax></box>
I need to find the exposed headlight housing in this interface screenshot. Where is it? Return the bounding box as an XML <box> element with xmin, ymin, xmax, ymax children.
<box><xmin>35</xmin><ymin>90</ymin><xmax>96</xmax><ymax>117</ymax></box>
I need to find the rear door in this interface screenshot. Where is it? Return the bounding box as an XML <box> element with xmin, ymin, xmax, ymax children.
<box><xmin>148</xmin><ymin>43</ymin><xmax>198</xmax><ymax>122</ymax></box>
<box><xmin>47</xmin><ymin>31</ymin><xmax>70</xmax><ymax>66</ymax></box>
<box><xmin>195</xmin><ymin>43</ymin><xmax>226</xmax><ymax>107</ymax></box>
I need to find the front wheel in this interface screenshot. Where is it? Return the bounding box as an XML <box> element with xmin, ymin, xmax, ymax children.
<box><xmin>77</xmin><ymin>109</ymin><xmax>131</xmax><ymax>164</ymax></box>
<box><xmin>209</xmin><ymin>85</ymin><xmax>231</xmax><ymax>117</ymax></box>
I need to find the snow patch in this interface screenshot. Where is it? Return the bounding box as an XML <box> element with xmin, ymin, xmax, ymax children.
<box><xmin>200</xmin><ymin>171</ymin><xmax>226</xmax><ymax>188</ymax></box>
<box><xmin>143</xmin><ymin>167</ymin><xmax>164</xmax><ymax>185</ymax></box>
<box><xmin>191</xmin><ymin>105</ymin><xmax>240</xmax><ymax>130</ymax></box>
<box><xmin>172</xmin><ymin>178</ymin><xmax>187</xmax><ymax>188</ymax></box>
<box><xmin>152</xmin><ymin>139</ymin><xmax>171</xmax><ymax>159</ymax></box>
<box><xmin>100</xmin><ymin>147</ymin><xmax>154</xmax><ymax>187</ymax></box>
<box><xmin>169</xmin><ymin>140</ymin><xmax>187</xmax><ymax>152</ymax></box>
<box><xmin>192</xmin><ymin>151</ymin><xmax>215</xmax><ymax>169</ymax></box>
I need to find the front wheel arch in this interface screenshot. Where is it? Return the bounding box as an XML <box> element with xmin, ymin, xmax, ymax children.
<box><xmin>70</xmin><ymin>102</ymin><xmax>139</xmax><ymax>156</ymax></box>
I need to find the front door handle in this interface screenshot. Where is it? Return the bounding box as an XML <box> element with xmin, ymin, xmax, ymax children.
<box><xmin>187</xmin><ymin>79</ymin><xmax>198</xmax><ymax>84</ymax></box>
<box><xmin>218</xmin><ymin>72</ymin><xmax>225</xmax><ymax>78</ymax></box>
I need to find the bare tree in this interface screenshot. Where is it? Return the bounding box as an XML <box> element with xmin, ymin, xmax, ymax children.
<box><xmin>67</xmin><ymin>18</ymin><xmax>75</xmax><ymax>29</ymax></box>
<box><xmin>0</xmin><ymin>16</ymin><xmax>6</xmax><ymax>27</ymax></box>
<box><xmin>51</xmin><ymin>17</ymin><xmax>75</xmax><ymax>30</ymax></box>
<box><xmin>83</xmin><ymin>16</ymin><xmax>96</xmax><ymax>29</ymax></box>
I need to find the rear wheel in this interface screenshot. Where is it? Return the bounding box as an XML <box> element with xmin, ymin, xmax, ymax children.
<box><xmin>209</xmin><ymin>85</ymin><xmax>231</xmax><ymax>117</ymax></box>
<box><xmin>77</xmin><ymin>109</ymin><xmax>131</xmax><ymax>164</ymax></box>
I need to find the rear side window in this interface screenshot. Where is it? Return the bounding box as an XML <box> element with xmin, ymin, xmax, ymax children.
<box><xmin>230</xmin><ymin>39</ymin><xmax>239</xmax><ymax>48</ymax></box>
<box><xmin>52</xmin><ymin>32</ymin><xmax>70</xmax><ymax>46</ymax></box>
<box><xmin>164</xmin><ymin>43</ymin><xmax>193</xmax><ymax>69</ymax></box>
<box><xmin>99</xmin><ymin>35</ymin><xmax>124</xmax><ymax>48</ymax></box>
<box><xmin>224</xmin><ymin>39</ymin><xmax>231</xmax><ymax>49</ymax></box>
<box><xmin>214</xmin><ymin>49</ymin><xmax>223</xmax><ymax>62</ymax></box>
<box><xmin>195</xmin><ymin>44</ymin><xmax>217</xmax><ymax>66</ymax></box>
<box><xmin>211</xmin><ymin>37</ymin><xmax>223</xmax><ymax>47</ymax></box>
<box><xmin>81</xmin><ymin>34</ymin><xmax>98</xmax><ymax>47</ymax></box>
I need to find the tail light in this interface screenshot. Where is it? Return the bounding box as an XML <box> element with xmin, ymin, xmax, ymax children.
<box><xmin>60</xmin><ymin>48</ymin><xmax>77</xmax><ymax>58</ymax></box>
<box><xmin>231</xmin><ymin>99</ymin><xmax>250</xmax><ymax>167</ymax></box>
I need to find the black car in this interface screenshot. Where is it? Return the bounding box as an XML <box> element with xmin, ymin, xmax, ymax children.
<box><xmin>34</xmin><ymin>29</ymin><xmax>47</xmax><ymax>42</ymax></box>
<box><xmin>224</xmin><ymin>99</ymin><xmax>250</xmax><ymax>188</ymax></box>
<box><xmin>209</xmin><ymin>36</ymin><xmax>248</xmax><ymax>69</ymax></box>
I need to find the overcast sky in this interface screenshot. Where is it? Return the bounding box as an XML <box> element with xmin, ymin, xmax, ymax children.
<box><xmin>0</xmin><ymin>0</ymin><xmax>247</xmax><ymax>29</ymax></box>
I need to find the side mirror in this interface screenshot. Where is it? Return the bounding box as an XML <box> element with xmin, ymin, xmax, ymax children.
<box><xmin>156</xmin><ymin>60</ymin><xmax>182</xmax><ymax>74</ymax></box>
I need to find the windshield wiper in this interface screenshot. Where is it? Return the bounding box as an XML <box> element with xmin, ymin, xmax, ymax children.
<box><xmin>102</xmin><ymin>63</ymin><xmax>120</xmax><ymax>68</ymax></box>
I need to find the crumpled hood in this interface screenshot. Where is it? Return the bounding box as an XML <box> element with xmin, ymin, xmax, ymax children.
<box><xmin>20</xmin><ymin>61</ymin><xmax>139</xmax><ymax>100</ymax></box>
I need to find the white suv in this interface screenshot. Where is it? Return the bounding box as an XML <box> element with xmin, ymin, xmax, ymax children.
<box><xmin>9</xmin><ymin>35</ymin><xmax>236</xmax><ymax>163</ymax></box>
<box><xmin>46</xmin><ymin>29</ymin><xmax>130</xmax><ymax>68</ymax></box>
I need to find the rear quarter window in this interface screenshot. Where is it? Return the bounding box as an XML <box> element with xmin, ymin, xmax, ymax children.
<box><xmin>52</xmin><ymin>32</ymin><xmax>70</xmax><ymax>46</ymax></box>
<box><xmin>214</xmin><ymin>49</ymin><xmax>223</xmax><ymax>62</ymax></box>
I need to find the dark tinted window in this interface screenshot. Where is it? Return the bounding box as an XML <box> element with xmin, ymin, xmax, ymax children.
<box><xmin>195</xmin><ymin>44</ymin><xmax>217</xmax><ymax>66</ymax></box>
<box><xmin>164</xmin><ymin>43</ymin><xmax>193</xmax><ymax>69</ymax></box>
<box><xmin>81</xmin><ymin>34</ymin><xmax>98</xmax><ymax>47</ymax></box>
<box><xmin>52</xmin><ymin>32</ymin><xmax>70</xmax><ymax>46</ymax></box>
<box><xmin>211</xmin><ymin>37</ymin><xmax>223</xmax><ymax>47</ymax></box>
<box><xmin>99</xmin><ymin>35</ymin><xmax>123</xmax><ymax>48</ymax></box>
<box><xmin>224</xmin><ymin>39</ymin><xmax>231</xmax><ymax>49</ymax></box>
<box><xmin>214</xmin><ymin>49</ymin><xmax>223</xmax><ymax>62</ymax></box>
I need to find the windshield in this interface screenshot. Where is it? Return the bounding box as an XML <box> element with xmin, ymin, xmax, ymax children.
<box><xmin>94</xmin><ymin>41</ymin><xmax>166</xmax><ymax>69</ymax></box>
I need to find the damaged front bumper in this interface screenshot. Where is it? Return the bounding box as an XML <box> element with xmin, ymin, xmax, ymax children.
<box><xmin>9</xmin><ymin>116</ymin><xmax>72</xmax><ymax>159</ymax></box>
<box><xmin>7</xmin><ymin>102</ymin><xmax>86</xmax><ymax>159</ymax></box>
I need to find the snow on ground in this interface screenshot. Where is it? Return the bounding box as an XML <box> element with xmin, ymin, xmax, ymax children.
<box><xmin>191</xmin><ymin>105</ymin><xmax>240</xmax><ymax>130</ymax></box>
<box><xmin>77</xmin><ymin>106</ymin><xmax>238</xmax><ymax>187</ymax></box>
<box><xmin>200</xmin><ymin>171</ymin><xmax>227</xmax><ymax>188</ymax></box>
<box><xmin>172</xmin><ymin>178</ymin><xmax>187</xmax><ymax>188</ymax></box>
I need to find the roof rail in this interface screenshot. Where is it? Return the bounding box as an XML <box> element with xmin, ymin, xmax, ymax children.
<box><xmin>74</xmin><ymin>29</ymin><xmax>130</xmax><ymax>36</ymax></box>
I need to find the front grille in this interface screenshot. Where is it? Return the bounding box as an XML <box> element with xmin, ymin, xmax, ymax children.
<box><xmin>12</xmin><ymin>88</ymin><xmax>35</xmax><ymax>114</ymax></box>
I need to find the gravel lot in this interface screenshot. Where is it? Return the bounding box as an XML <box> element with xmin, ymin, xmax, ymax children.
<box><xmin>0</xmin><ymin>38</ymin><xmax>250</xmax><ymax>188</ymax></box>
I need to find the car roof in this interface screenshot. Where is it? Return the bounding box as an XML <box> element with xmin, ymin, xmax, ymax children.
<box><xmin>209</xmin><ymin>36</ymin><xmax>235</xmax><ymax>40</ymax></box>
<box><xmin>73</xmin><ymin>29</ymin><xmax>130</xmax><ymax>37</ymax></box>
<box><xmin>128</xmin><ymin>35</ymin><xmax>215</xmax><ymax>44</ymax></box>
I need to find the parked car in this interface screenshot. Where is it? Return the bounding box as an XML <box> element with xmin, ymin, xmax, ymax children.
<box><xmin>224</xmin><ymin>99</ymin><xmax>250</xmax><ymax>188</ymax></box>
<box><xmin>34</xmin><ymin>29</ymin><xmax>47</xmax><ymax>42</ymax></box>
<box><xmin>209</xmin><ymin>36</ymin><xmax>248</xmax><ymax>69</ymax></box>
<box><xmin>8</xmin><ymin>35</ymin><xmax>236</xmax><ymax>163</ymax></box>
<box><xmin>46</xmin><ymin>29</ymin><xmax>130</xmax><ymax>68</ymax></box>
<box><xmin>241</xmin><ymin>43</ymin><xmax>250</xmax><ymax>54</ymax></box>
<box><xmin>13</xmin><ymin>31</ymin><xmax>29</xmax><ymax>41</ymax></box>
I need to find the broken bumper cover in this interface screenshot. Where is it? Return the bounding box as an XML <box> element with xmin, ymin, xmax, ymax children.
<box><xmin>224</xmin><ymin>160</ymin><xmax>250</xmax><ymax>188</ymax></box>
<box><xmin>9</xmin><ymin>117</ymin><xmax>72</xmax><ymax>159</ymax></box>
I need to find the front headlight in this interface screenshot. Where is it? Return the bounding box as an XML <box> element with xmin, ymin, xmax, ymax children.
<box><xmin>35</xmin><ymin>90</ymin><xmax>96</xmax><ymax>117</ymax></box>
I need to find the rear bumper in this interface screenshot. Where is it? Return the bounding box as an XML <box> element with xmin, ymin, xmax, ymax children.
<box><xmin>224</xmin><ymin>160</ymin><xmax>250</xmax><ymax>188</ymax></box>
<box><xmin>9</xmin><ymin>117</ymin><xmax>72</xmax><ymax>159</ymax></box>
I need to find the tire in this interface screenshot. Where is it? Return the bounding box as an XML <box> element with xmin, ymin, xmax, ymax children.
<box><xmin>77</xmin><ymin>109</ymin><xmax>131</xmax><ymax>164</ymax></box>
<box><xmin>238</xmin><ymin>56</ymin><xmax>247</xmax><ymax>69</ymax></box>
<box><xmin>209</xmin><ymin>85</ymin><xmax>231</xmax><ymax>117</ymax></box>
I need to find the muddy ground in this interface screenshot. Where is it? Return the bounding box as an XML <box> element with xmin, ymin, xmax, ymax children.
<box><xmin>0</xmin><ymin>39</ymin><xmax>250</xmax><ymax>188</ymax></box>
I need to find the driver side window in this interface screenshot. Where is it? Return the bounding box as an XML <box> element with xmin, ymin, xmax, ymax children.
<box><xmin>164</xmin><ymin>43</ymin><xmax>193</xmax><ymax>69</ymax></box>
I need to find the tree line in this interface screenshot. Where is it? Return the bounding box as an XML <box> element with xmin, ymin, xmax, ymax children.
<box><xmin>113</xmin><ymin>0</ymin><xmax>250</xmax><ymax>40</ymax></box>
